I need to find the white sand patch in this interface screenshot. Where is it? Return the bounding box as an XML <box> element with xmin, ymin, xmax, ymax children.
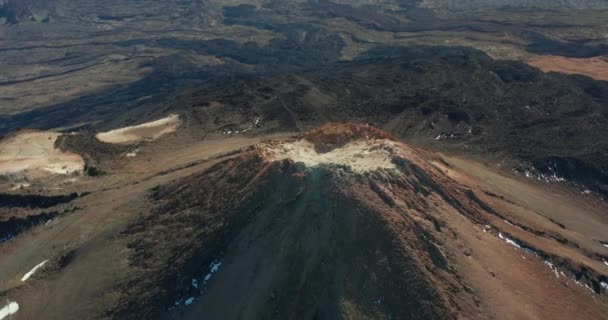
<box><xmin>10</xmin><ymin>182</ymin><xmax>30</xmax><ymax>190</ymax></box>
<box><xmin>96</xmin><ymin>114</ymin><xmax>180</xmax><ymax>144</ymax></box>
<box><xmin>263</xmin><ymin>139</ymin><xmax>397</xmax><ymax>172</ymax></box>
<box><xmin>0</xmin><ymin>301</ymin><xmax>19</xmax><ymax>320</ymax></box>
<box><xmin>44</xmin><ymin>163</ymin><xmax>80</xmax><ymax>174</ymax></box>
<box><xmin>21</xmin><ymin>260</ymin><xmax>49</xmax><ymax>281</ymax></box>
<box><xmin>0</xmin><ymin>131</ymin><xmax>84</xmax><ymax>177</ymax></box>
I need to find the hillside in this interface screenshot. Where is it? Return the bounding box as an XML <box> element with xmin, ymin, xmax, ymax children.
<box><xmin>1</xmin><ymin>124</ymin><xmax>607</xmax><ymax>319</ymax></box>
<box><xmin>1</xmin><ymin>1</ymin><xmax>608</xmax><ymax>319</ymax></box>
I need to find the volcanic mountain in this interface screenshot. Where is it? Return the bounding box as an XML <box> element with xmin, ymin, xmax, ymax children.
<box><xmin>96</xmin><ymin>123</ymin><xmax>607</xmax><ymax>320</ymax></box>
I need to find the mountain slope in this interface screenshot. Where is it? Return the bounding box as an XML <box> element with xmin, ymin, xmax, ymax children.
<box><xmin>106</xmin><ymin>123</ymin><xmax>608</xmax><ymax>319</ymax></box>
<box><xmin>1</xmin><ymin>123</ymin><xmax>607</xmax><ymax>319</ymax></box>
<box><xmin>139</xmin><ymin>47</ymin><xmax>607</xmax><ymax>197</ymax></box>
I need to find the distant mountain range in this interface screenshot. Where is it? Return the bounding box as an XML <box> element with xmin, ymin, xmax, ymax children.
<box><xmin>422</xmin><ymin>0</ymin><xmax>608</xmax><ymax>10</ymax></box>
<box><xmin>0</xmin><ymin>0</ymin><xmax>53</xmax><ymax>24</ymax></box>
<box><xmin>3</xmin><ymin>0</ymin><xmax>608</xmax><ymax>25</ymax></box>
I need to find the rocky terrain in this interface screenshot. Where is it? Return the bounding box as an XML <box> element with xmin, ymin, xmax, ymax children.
<box><xmin>112</xmin><ymin>123</ymin><xmax>608</xmax><ymax>319</ymax></box>
<box><xmin>0</xmin><ymin>123</ymin><xmax>607</xmax><ymax>319</ymax></box>
<box><xmin>2</xmin><ymin>45</ymin><xmax>608</xmax><ymax>197</ymax></box>
<box><xmin>424</xmin><ymin>0</ymin><xmax>608</xmax><ymax>10</ymax></box>
<box><xmin>1</xmin><ymin>0</ymin><xmax>608</xmax><ymax>319</ymax></box>
<box><xmin>1</xmin><ymin>0</ymin><xmax>607</xmax><ymax>199</ymax></box>
<box><xmin>1</xmin><ymin>0</ymin><xmax>608</xmax><ymax>117</ymax></box>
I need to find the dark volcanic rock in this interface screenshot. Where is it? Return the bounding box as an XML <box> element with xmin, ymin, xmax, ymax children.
<box><xmin>110</xmin><ymin>124</ymin><xmax>501</xmax><ymax>319</ymax></box>
<box><xmin>55</xmin><ymin>133</ymin><xmax>130</xmax><ymax>175</ymax></box>
<box><xmin>0</xmin><ymin>192</ymin><xmax>79</xmax><ymax>208</ymax></box>
<box><xmin>108</xmin><ymin>124</ymin><xmax>608</xmax><ymax>319</ymax></box>
<box><xmin>164</xmin><ymin>46</ymin><xmax>608</xmax><ymax>196</ymax></box>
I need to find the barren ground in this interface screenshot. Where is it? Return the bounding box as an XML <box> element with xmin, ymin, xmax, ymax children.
<box><xmin>528</xmin><ymin>55</ymin><xmax>608</xmax><ymax>81</ymax></box>
<box><xmin>0</xmin><ymin>127</ymin><xmax>606</xmax><ymax>319</ymax></box>
<box><xmin>95</xmin><ymin>114</ymin><xmax>181</xmax><ymax>144</ymax></box>
<box><xmin>0</xmin><ymin>131</ymin><xmax>84</xmax><ymax>179</ymax></box>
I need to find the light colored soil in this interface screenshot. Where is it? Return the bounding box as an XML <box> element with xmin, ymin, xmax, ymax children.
<box><xmin>431</xmin><ymin>154</ymin><xmax>608</xmax><ymax>320</ymax></box>
<box><xmin>437</xmin><ymin>154</ymin><xmax>608</xmax><ymax>251</ymax></box>
<box><xmin>528</xmin><ymin>55</ymin><xmax>608</xmax><ymax>81</ymax></box>
<box><xmin>263</xmin><ymin>139</ymin><xmax>397</xmax><ymax>172</ymax></box>
<box><xmin>0</xmin><ymin>131</ymin><xmax>84</xmax><ymax>178</ymax></box>
<box><xmin>95</xmin><ymin>114</ymin><xmax>181</xmax><ymax>144</ymax></box>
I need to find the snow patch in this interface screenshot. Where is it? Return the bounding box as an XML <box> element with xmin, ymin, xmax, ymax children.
<box><xmin>433</xmin><ymin>133</ymin><xmax>455</xmax><ymax>141</ymax></box>
<box><xmin>184</xmin><ymin>297</ymin><xmax>195</xmax><ymax>306</ymax></box>
<box><xmin>601</xmin><ymin>282</ymin><xmax>608</xmax><ymax>290</ymax></box>
<box><xmin>125</xmin><ymin>149</ymin><xmax>139</xmax><ymax>157</ymax></box>
<box><xmin>0</xmin><ymin>301</ymin><xmax>19</xmax><ymax>320</ymax></box>
<box><xmin>221</xmin><ymin>117</ymin><xmax>261</xmax><ymax>135</ymax></box>
<box><xmin>498</xmin><ymin>232</ymin><xmax>521</xmax><ymax>248</ymax></box>
<box><xmin>21</xmin><ymin>260</ymin><xmax>49</xmax><ymax>281</ymax></box>
<box><xmin>522</xmin><ymin>164</ymin><xmax>567</xmax><ymax>183</ymax></box>
<box><xmin>170</xmin><ymin>259</ymin><xmax>223</xmax><ymax>311</ymax></box>
<box><xmin>0</xmin><ymin>233</ymin><xmax>15</xmax><ymax>243</ymax></box>
<box><xmin>203</xmin><ymin>261</ymin><xmax>222</xmax><ymax>284</ymax></box>
<box><xmin>544</xmin><ymin>261</ymin><xmax>560</xmax><ymax>278</ymax></box>
<box><xmin>210</xmin><ymin>261</ymin><xmax>221</xmax><ymax>273</ymax></box>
